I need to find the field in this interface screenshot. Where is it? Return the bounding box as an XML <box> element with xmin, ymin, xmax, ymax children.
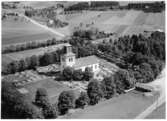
<box><xmin>2</xmin><ymin>16</ymin><xmax>59</xmax><ymax>45</ymax></box>
<box><xmin>2</xmin><ymin>43</ymin><xmax>70</xmax><ymax>66</ymax></box>
<box><xmin>62</xmin><ymin>90</ymin><xmax>160</xmax><ymax>119</ymax></box>
<box><xmin>24</xmin><ymin>78</ymin><xmax>71</xmax><ymax>103</ymax></box>
<box><xmin>19</xmin><ymin>1</ymin><xmax>77</xmax><ymax>9</ymax></box>
<box><xmin>146</xmin><ymin>103</ymin><xmax>166</xmax><ymax>119</ymax></box>
<box><xmin>64</xmin><ymin>10</ymin><xmax>165</xmax><ymax>36</ymax></box>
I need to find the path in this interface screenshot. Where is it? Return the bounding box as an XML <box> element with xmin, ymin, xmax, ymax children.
<box><xmin>18</xmin><ymin>13</ymin><xmax>66</xmax><ymax>38</ymax></box>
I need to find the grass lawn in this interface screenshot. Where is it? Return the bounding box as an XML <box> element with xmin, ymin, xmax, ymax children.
<box><xmin>62</xmin><ymin>90</ymin><xmax>159</xmax><ymax>119</ymax></box>
<box><xmin>24</xmin><ymin>78</ymin><xmax>71</xmax><ymax>104</ymax></box>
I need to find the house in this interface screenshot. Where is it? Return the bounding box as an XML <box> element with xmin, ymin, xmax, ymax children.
<box><xmin>60</xmin><ymin>44</ymin><xmax>100</xmax><ymax>74</ymax></box>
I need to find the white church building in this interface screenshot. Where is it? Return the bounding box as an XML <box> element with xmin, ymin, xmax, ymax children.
<box><xmin>60</xmin><ymin>44</ymin><xmax>100</xmax><ymax>74</ymax></box>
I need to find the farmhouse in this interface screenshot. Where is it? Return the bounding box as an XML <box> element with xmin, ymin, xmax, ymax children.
<box><xmin>61</xmin><ymin>44</ymin><xmax>100</xmax><ymax>74</ymax></box>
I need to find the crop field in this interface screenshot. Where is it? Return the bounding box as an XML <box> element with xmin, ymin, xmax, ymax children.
<box><xmin>65</xmin><ymin>10</ymin><xmax>165</xmax><ymax>36</ymax></box>
<box><xmin>2</xmin><ymin>16</ymin><xmax>58</xmax><ymax>45</ymax></box>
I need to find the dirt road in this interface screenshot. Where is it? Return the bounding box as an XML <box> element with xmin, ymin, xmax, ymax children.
<box><xmin>18</xmin><ymin>13</ymin><xmax>66</xmax><ymax>38</ymax></box>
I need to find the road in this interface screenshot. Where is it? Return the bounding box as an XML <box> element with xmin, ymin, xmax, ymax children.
<box><xmin>18</xmin><ymin>13</ymin><xmax>66</xmax><ymax>38</ymax></box>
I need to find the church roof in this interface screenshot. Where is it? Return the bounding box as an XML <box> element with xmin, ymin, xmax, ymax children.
<box><xmin>74</xmin><ymin>55</ymin><xmax>99</xmax><ymax>69</ymax></box>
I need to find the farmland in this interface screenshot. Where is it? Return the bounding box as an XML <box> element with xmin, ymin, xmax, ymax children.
<box><xmin>64</xmin><ymin>10</ymin><xmax>165</xmax><ymax>36</ymax></box>
<box><xmin>2</xmin><ymin>15</ymin><xmax>61</xmax><ymax>45</ymax></box>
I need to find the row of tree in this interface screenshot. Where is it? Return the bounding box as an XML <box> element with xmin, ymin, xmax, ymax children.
<box><xmin>64</xmin><ymin>1</ymin><xmax>164</xmax><ymax>13</ymax></box>
<box><xmin>2</xmin><ymin>49</ymin><xmax>64</xmax><ymax>75</ymax></box>
<box><xmin>127</xmin><ymin>1</ymin><xmax>165</xmax><ymax>13</ymax></box>
<box><xmin>2</xmin><ymin>38</ymin><xmax>68</xmax><ymax>54</ymax></box>
<box><xmin>64</xmin><ymin>1</ymin><xmax>119</xmax><ymax>11</ymax></box>
<box><xmin>73</xmin><ymin>29</ymin><xmax>110</xmax><ymax>40</ymax></box>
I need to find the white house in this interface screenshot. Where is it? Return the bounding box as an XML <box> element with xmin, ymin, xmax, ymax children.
<box><xmin>60</xmin><ymin>44</ymin><xmax>100</xmax><ymax>74</ymax></box>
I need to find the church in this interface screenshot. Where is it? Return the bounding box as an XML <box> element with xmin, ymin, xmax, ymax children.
<box><xmin>60</xmin><ymin>44</ymin><xmax>100</xmax><ymax>74</ymax></box>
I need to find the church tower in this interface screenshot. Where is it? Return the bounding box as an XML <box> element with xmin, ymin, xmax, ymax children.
<box><xmin>60</xmin><ymin>44</ymin><xmax>76</xmax><ymax>70</ymax></box>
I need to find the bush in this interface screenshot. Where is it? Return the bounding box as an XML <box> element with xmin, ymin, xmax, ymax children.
<box><xmin>87</xmin><ymin>79</ymin><xmax>103</xmax><ymax>105</ymax></box>
<box><xmin>58</xmin><ymin>90</ymin><xmax>75</xmax><ymax>115</ymax></box>
<box><xmin>73</xmin><ymin>69</ymin><xmax>84</xmax><ymax>81</ymax></box>
<box><xmin>75</xmin><ymin>92</ymin><xmax>89</xmax><ymax>109</ymax></box>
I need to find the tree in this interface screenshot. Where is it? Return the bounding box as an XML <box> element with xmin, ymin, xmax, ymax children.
<box><xmin>19</xmin><ymin>59</ymin><xmax>26</xmax><ymax>72</ymax></box>
<box><xmin>139</xmin><ymin>63</ymin><xmax>154</xmax><ymax>83</ymax></box>
<box><xmin>62</xmin><ymin>67</ymin><xmax>74</xmax><ymax>81</ymax></box>
<box><xmin>75</xmin><ymin>92</ymin><xmax>89</xmax><ymax>109</ymax></box>
<box><xmin>101</xmin><ymin>76</ymin><xmax>116</xmax><ymax>99</ymax></box>
<box><xmin>83</xmin><ymin>67</ymin><xmax>93</xmax><ymax>81</ymax></box>
<box><xmin>73</xmin><ymin>69</ymin><xmax>83</xmax><ymax>81</ymax></box>
<box><xmin>114</xmin><ymin>70</ymin><xmax>130</xmax><ymax>94</ymax></box>
<box><xmin>40</xmin><ymin>53</ymin><xmax>53</xmax><ymax>66</ymax></box>
<box><xmin>42</xmin><ymin>104</ymin><xmax>57</xmax><ymax>119</ymax></box>
<box><xmin>35</xmin><ymin>88</ymin><xmax>50</xmax><ymax>108</ymax></box>
<box><xmin>58</xmin><ymin>90</ymin><xmax>75</xmax><ymax>115</ymax></box>
<box><xmin>87</xmin><ymin>79</ymin><xmax>103</xmax><ymax>105</ymax></box>
<box><xmin>14</xmin><ymin>100</ymin><xmax>43</xmax><ymax>119</ymax></box>
<box><xmin>9</xmin><ymin>61</ymin><xmax>20</xmax><ymax>74</ymax></box>
<box><xmin>30</xmin><ymin>55</ymin><xmax>39</xmax><ymax>69</ymax></box>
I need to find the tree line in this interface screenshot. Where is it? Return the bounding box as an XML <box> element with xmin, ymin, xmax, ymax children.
<box><xmin>64</xmin><ymin>1</ymin><xmax>164</xmax><ymax>13</ymax></box>
<box><xmin>127</xmin><ymin>1</ymin><xmax>165</xmax><ymax>13</ymax></box>
<box><xmin>64</xmin><ymin>1</ymin><xmax>119</xmax><ymax>11</ymax></box>
<box><xmin>2</xmin><ymin>48</ymin><xmax>64</xmax><ymax>75</ymax></box>
<box><xmin>2</xmin><ymin>38</ymin><xmax>68</xmax><ymax>54</ymax></box>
